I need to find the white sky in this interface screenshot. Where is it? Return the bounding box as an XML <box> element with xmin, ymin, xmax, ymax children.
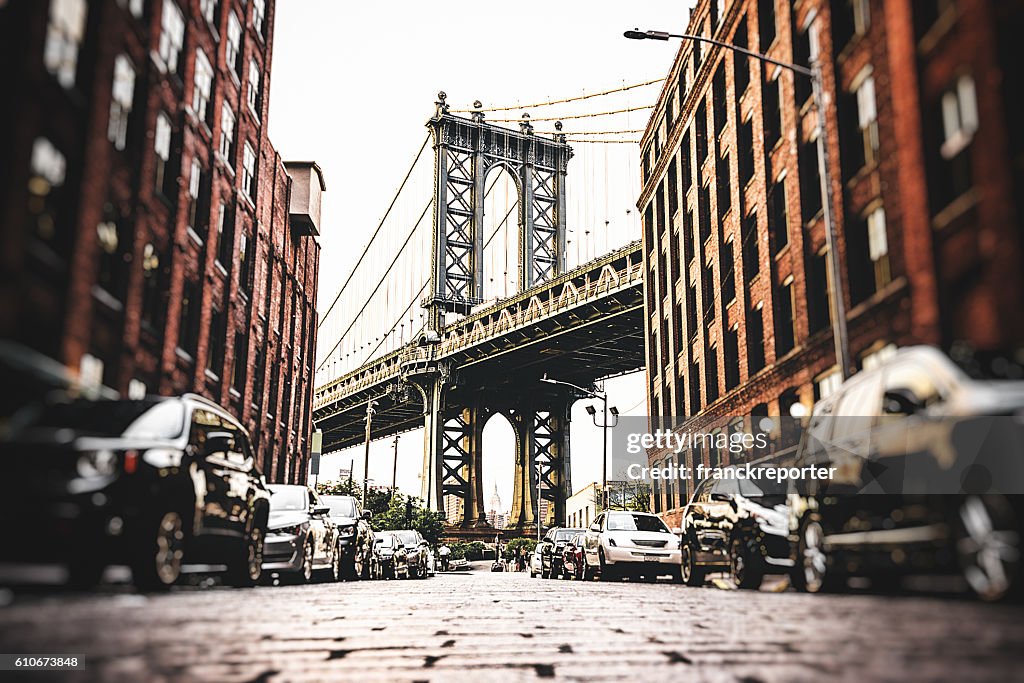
<box><xmin>268</xmin><ymin>1</ymin><xmax>691</xmax><ymax>507</ymax></box>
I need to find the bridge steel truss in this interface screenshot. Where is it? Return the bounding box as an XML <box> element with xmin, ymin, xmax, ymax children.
<box><xmin>313</xmin><ymin>240</ymin><xmax>644</xmax><ymax>532</ymax></box>
<box><xmin>313</xmin><ymin>102</ymin><xmax>638</xmax><ymax>532</ymax></box>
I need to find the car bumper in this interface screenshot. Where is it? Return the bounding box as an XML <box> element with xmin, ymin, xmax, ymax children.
<box><xmin>262</xmin><ymin>533</ymin><xmax>304</xmax><ymax>571</ymax></box>
<box><xmin>605</xmin><ymin>546</ymin><xmax>681</xmax><ymax>565</ymax></box>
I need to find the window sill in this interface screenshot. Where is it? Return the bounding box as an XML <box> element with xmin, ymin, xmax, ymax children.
<box><xmin>91</xmin><ymin>286</ymin><xmax>124</xmax><ymax>313</ymax></box>
<box><xmin>932</xmin><ymin>189</ymin><xmax>979</xmax><ymax>232</ymax></box>
<box><xmin>187</xmin><ymin>227</ymin><xmax>205</xmax><ymax>247</ymax></box>
<box><xmin>214</xmin><ymin>260</ymin><xmax>229</xmax><ymax>278</ymax></box>
<box><xmin>175</xmin><ymin>347</ymin><xmax>195</xmax><ymax>364</ymax></box>
<box><xmin>229</xmin><ymin>387</ymin><xmax>242</xmax><ymax>400</ymax></box>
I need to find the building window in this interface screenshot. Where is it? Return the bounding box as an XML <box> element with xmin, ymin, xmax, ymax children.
<box><xmin>799</xmin><ymin>137</ymin><xmax>822</xmax><ymax>223</ymax></box>
<box><xmin>178</xmin><ymin>278</ymin><xmax>201</xmax><ymax>357</ymax></box>
<box><xmin>713</xmin><ymin>63</ymin><xmax>728</xmax><ymax>137</ymax></box>
<box><xmin>699</xmin><ymin>184</ymin><xmax>712</xmax><ymax>243</ymax></box>
<box><xmin>705</xmin><ymin>344</ymin><xmax>719</xmax><ymax>404</ymax></box>
<box><xmin>741</xmin><ymin>212</ymin><xmax>759</xmax><ymax>282</ymax></box>
<box><xmin>914</xmin><ymin>0</ymin><xmax>957</xmax><ymax>41</ymax></box>
<box><xmin>216</xmin><ymin>202</ymin><xmax>235</xmax><ymax>266</ymax></box>
<box><xmin>720</xmin><ymin>238</ymin><xmax>736</xmax><ymax>304</ymax></box>
<box><xmin>44</xmin><ymin>0</ymin><xmax>87</xmax><ymax>88</ymax></box>
<box><xmin>940</xmin><ymin>75</ymin><xmax>979</xmax><ymax>157</ymax></box>
<box><xmin>154</xmin><ymin>112</ymin><xmax>173</xmax><ymax>195</ymax></box>
<box><xmin>769</xmin><ymin>178</ymin><xmax>788</xmax><ymax>253</ymax></box>
<box><xmin>96</xmin><ymin>208</ymin><xmax>129</xmax><ymax>301</ymax></box>
<box><xmin>775</xmin><ymin>278</ymin><xmax>795</xmax><ymax>355</ymax></box>
<box><xmin>758</xmin><ymin>0</ymin><xmax>776</xmax><ymax>51</ymax></box>
<box><xmin>238</xmin><ymin>230</ymin><xmax>253</xmax><ymax>293</ymax></box>
<box><xmin>833</xmin><ymin>0</ymin><xmax>871</xmax><ymax>50</ymax></box>
<box><xmin>140</xmin><ymin>243</ymin><xmax>164</xmax><ymax>329</ymax></box>
<box><xmin>28</xmin><ymin>137</ymin><xmax>67</xmax><ymax>249</ymax></box>
<box><xmin>793</xmin><ymin>21</ymin><xmax>812</xmax><ymax>107</ymax></box>
<box><xmin>157</xmin><ymin>0</ymin><xmax>185</xmax><ymax>74</ymax></box>
<box><xmin>738</xmin><ymin>116</ymin><xmax>754</xmax><ymax>186</ymax></box>
<box><xmin>219</xmin><ymin>102</ymin><xmax>236</xmax><ymax>161</ymax></box>
<box><xmin>253</xmin><ymin>0</ymin><xmax>267</xmax><ymax>37</ymax></box>
<box><xmin>200</xmin><ymin>0</ymin><xmax>218</xmax><ymax>25</ymax></box>
<box><xmin>208</xmin><ymin>307</ymin><xmax>225</xmax><ymax>375</ymax></box>
<box><xmin>725</xmin><ymin>325</ymin><xmax>740</xmax><ymax>391</ymax></box>
<box><xmin>747</xmin><ymin>303</ymin><xmax>765</xmax><ymax>374</ymax></box>
<box><xmin>867</xmin><ymin>206</ymin><xmax>891</xmax><ymax>290</ymax></box>
<box><xmin>689</xmin><ymin>358</ymin><xmax>702</xmax><ymax>413</ymax></box>
<box><xmin>242</xmin><ymin>142</ymin><xmax>257</xmax><ymax>200</ymax></box>
<box><xmin>696</xmin><ymin>100</ymin><xmax>709</xmax><ymax>166</ymax></box>
<box><xmin>187</xmin><ymin>159</ymin><xmax>205</xmax><ymax>236</ymax></box>
<box><xmin>226</xmin><ymin>12</ymin><xmax>242</xmax><ymax>76</ymax></box>
<box><xmin>717</xmin><ymin>151</ymin><xmax>731</xmax><ymax>218</ymax></box>
<box><xmin>193</xmin><ymin>48</ymin><xmax>214</xmax><ymax>123</ymax></box>
<box><xmin>117</xmin><ymin>0</ymin><xmax>144</xmax><ymax>18</ymax></box>
<box><xmin>232</xmin><ymin>333</ymin><xmax>247</xmax><ymax>392</ymax></box>
<box><xmin>806</xmin><ymin>249</ymin><xmax>831</xmax><ymax>334</ymax></box>
<box><xmin>734</xmin><ymin>18</ymin><xmax>750</xmax><ymax>95</ymax></box>
<box><xmin>108</xmin><ymin>55</ymin><xmax>135</xmax><ymax>151</ymax></box>
<box><xmin>850</xmin><ymin>68</ymin><xmax>878</xmax><ymax>172</ymax></box>
<box><xmin>247</xmin><ymin>59</ymin><xmax>262</xmax><ymax>116</ymax></box>
<box><xmin>815</xmin><ymin>368</ymin><xmax>842</xmax><ymax>400</ymax></box>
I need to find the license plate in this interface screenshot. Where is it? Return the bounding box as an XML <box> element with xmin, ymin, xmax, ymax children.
<box><xmin>643</xmin><ymin>553</ymin><xmax>665</xmax><ymax>560</ymax></box>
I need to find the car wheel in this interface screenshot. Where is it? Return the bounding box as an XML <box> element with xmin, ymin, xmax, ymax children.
<box><xmin>794</xmin><ymin>514</ymin><xmax>838</xmax><ymax>593</ymax></box>
<box><xmin>598</xmin><ymin>549</ymin><xmax>615</xmax><ymax>582</ymax></box>
<box><xmin>227</xmin><ymin>522</ymin><xmax>264</xmax><ymax>588</ymax></box>
<box><xmin>325</xmin><ymin>543</ymin><xmax>342</xmax><ymax>583</ymax></box>
<box><xmin>299</xmin><ymin>540</ymin><xmax>314</xmax><ymax>584</ymax></box>
<box><xmin>131</xmin><ymin>510</ymin><xmax>187</xmax><ymax>591</ymax></box>
<box><xmin>956</xmin><ymin>494</ymin><xmax>1021</xmax><ymax>602</ymax></box>
<box><xmin>680</xmin><ymin>542</ymin><xmax>704</xmax><ymax>587</ymax></box>
<box><xmin>730</xmin><ymin>537</ymin><xmax>764</xmax><ymax>590</ymax></box>
<box><xmin>352</xmin><ymin>546</ymin><xmax>368</xmax><ymax>581</ymax></box>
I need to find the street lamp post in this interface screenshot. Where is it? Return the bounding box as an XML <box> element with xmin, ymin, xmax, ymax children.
<box><xmin>362</xmin><ymin>399</ymin><xmax>378</xmax><ymax>507</ymax></box>
<box><xmin>539</xmin><ymin>375</ymin><xmax>618</xmax><ymax>511</ymax></box>
<box><xmin>625</xmin><ymin>29</ymin><xmax>852</xmax><ymax>379</ymax></box>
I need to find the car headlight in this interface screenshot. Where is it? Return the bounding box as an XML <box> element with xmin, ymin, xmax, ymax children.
<box><xmin>76</xmin><ymin>450</ymin><xmax>118</xmax><ymax>478</ymax></box>
<box><xmin>271</xmin><ymin>524</ymin><xmax>303</xmax><ymax>536</ymax></box>
<box><xmin>339</xmin><ymin>525</ymin><xmax>356</xmax><ymax>537</ymax></box>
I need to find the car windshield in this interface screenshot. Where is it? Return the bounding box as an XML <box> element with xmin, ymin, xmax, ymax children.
<box><xmin>322</xmin><ymin>497</ymin><xmax>357</xmax><ymax>517</ymax></box>
<box><xmin>607</xmin><ymin>512</ymin><xmax>670</xmax><ymax>533</ymax></box>
<box><xmin>268</xmin><ymin>485</ymin><xmax>308</xmax><ymax>512</ymax></box>
<box><xmin>555</xmin><ymin>529</ymin><xmax>582</xmax><ymax>542</ymax></box>
<box><xmin>395</xmin><ymin>531</ymin><xmax>419</xmax><ymax>546</ymax></box>
<box><xmin>19</xmin><ymin>398</ymin><xmax>185</xmax><ymax>439</ymax></box>
<box><xmin>377</xmin><ymin>535</ymin><xmax>397</xmax><ymax>548</ymax></box>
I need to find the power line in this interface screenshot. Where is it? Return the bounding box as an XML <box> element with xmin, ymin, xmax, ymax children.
<box><xmin>536</xmin><ymin>129</ymin><xmax>644</xmax><ymax>136</ymax></box>
<box><xmin>451</xmin><ymin>78</ymin><xmax>664</xmax><ymax>113</ymax></box>
<box><xmin>565</xmin><ymin>138</ymin><xmax>640</xmax><ymax>144</ymax></box>
<box><xmin>318</xmin><ymin>134</ymin><xmax>430</xmax><ymax>327</ymax></box>
<box><xmin>488</xmin><ymin>105</ymin><xmax>653</xmax><ymax>123</ymax></box>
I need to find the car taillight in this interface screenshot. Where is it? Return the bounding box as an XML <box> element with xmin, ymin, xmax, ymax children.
<box><xmin>123</xmin><ymin>450</ymin><xmax>138</xmax><ymax>474</ymax></box>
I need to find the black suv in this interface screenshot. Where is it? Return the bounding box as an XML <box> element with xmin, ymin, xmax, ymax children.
<box><xmin>788</xmin><ymin>346</ymin><xmax>1024</xmax><ymax>601</ymax></box>
<box><xmin>539</xmin><ymin>527</ymin><xmax>585</xmax><ymax>579</ymax></box>
<box><xmin>321</xmin><ymin>495</ymin><xmax>375</xmax><ymax>579</ymax></box>
<box><xmin>680</xmin><ymin>473</ymin><xmax>792</xmax><ymax>589</ymax></box>
<box><xmin>0</xmin><ymin>393</ymin><xmax>270</xmax><ymax>590</ymax></box>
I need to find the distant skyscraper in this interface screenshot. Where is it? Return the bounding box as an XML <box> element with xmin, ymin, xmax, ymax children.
<box><xmin>486</xmin><ymin>483</ymin><xmax>506</xmax><ymax>530</ymax></box>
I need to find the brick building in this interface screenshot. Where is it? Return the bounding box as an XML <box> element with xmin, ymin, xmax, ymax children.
<box><xmin>637</xmin><ymin>0</ymin><xmax>1024</xmax><ymax>523</ymax></box>
<box><xmin>0</xmin><ymin>0</ymin><xmax>323</xmax><ymax>484</ymax></box>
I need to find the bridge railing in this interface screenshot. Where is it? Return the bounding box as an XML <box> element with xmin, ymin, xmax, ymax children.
<box><xmin>313</xmin><ymin>240</ymin><xmax>642</xmax><ymax>411</ymax></box>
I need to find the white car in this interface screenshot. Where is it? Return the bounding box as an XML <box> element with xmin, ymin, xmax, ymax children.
<box><xmin>582</xmin><ymin>511</ymin><xmax>682</xmax><ymax>582</ymax></box>
<box><xmin>530</xmin><ymin>547</ymin><xmax>543</xmax><ymax>577</ymax></box>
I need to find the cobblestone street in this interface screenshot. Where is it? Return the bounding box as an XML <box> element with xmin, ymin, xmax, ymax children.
<box><xmin>1</xmin><ymin>567</ymin><xmax>1022</xmax><ymax>682</ymax></box>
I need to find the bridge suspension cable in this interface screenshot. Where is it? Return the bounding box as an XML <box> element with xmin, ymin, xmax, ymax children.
<box><xmin>487</xmin><ymin>105</ymin><xmax>652</xmax><ymax>123</ymax></box>
<box><xmin>318</xmin><ymin>134</ymin><xmax>431</xmax><ymax>328</ymax></box>
<box><xmin>450</xmin><ymin>78</ymin><xmax>663</xmax><ymax>112</ymax></box>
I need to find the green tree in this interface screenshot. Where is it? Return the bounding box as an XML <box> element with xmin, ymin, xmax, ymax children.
<box><xmin>316</xmin><ymin>479</ymin><xmax>360</xmax><ymax>497</ymax></box>
<box><xmin>504</xmin><ymin>537</ymin><xmax>537</xmax><ymax>557</ymax></box>
<box><xmin>372</xmin><ymin>491</ymin><xmax>446</xmax><ymax>546</ymax></box>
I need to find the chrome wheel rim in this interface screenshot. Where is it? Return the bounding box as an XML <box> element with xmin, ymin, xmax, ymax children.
<box><xmin>354</xmin><ymin>548</ymin><xmax>364</xmax><ymax>578</ymax></box>
<box><xmin>681</xmin><ymin>545</ymin><xmax>692</xmax><ymax>582</ymax></box>
<box><xmin>731</xmin><ymin>541</ymin><xmax>746</xmax><ymax>585</ymax></box>
<box><xmin>248</xmin><ymin>528</ymin><xmax>264</xmax><ymax>581</ymax></box>
<box><xmin>155</xmin><ymin>512</ymin><xmax>185</xmax><ymax>585</ymax></box>
<box><xmin>802</xmin><ymin>520</ymin><xmax>827</xmax><ymax>592</ymax></box>
<box><xmin>302</xmin><ymin>543</ymin><xmax>313</xmax><ymax>582</ymax></box>
<box><xmin>958</xmin><ymin>495</ymin><xmax>1020</xmax><ymax>601</ymax></box>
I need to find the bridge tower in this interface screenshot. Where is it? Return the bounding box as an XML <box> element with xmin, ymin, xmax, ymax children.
<box><xmin>415</xmin><ymin>93</ymin><xmax>575</xmax><ymax>531</ymax></box>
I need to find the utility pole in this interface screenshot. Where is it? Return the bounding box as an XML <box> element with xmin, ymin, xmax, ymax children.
<box><xmin>362</xmin><ymin>399</ymin><xmax>378</xmax><ymax>507</ymax></box>
<box><xmin>391</xmin><ymin>431</ymin><xmax>399</xmax><ymax>496</ymax></box>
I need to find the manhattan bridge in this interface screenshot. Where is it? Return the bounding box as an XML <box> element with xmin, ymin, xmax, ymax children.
<box><xmin>312</xmin><ymin>88</ymin><xmax>657</xmax><ymax>535</ymax></box>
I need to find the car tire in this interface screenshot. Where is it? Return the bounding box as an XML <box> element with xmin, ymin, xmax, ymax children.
<box><xmin>793</xmin><ymin>514</ymin><xmax>840</xmax><ymax>593</ymax></box>
<box><xmin>730</xmin><ymin>536</ymin><xmax>764</xmax><ymax>590</ymax></box>
<box><xmin>598</xmin><ymin>549</ymin><xmax>616</xmax><ymax>582</ymax></box>
<box><xmin>322</xmin><ymin>543</ymin><xmax>342</xmax><ymax>583</ymax></box>
<box><xmin>583</xmin><ymin>555</ymin><xmax>596</xmax><ymax>581</ymax></box>
<box><xmin>298</xmin><ymin>539</ymin><xmax>314</xmax><ymax>584</ymax></box>
<box><xmin>226</xmin><ymin>521</ymin><xmax>264</xmax><ymax>588</ymax></box>
<box><xmin>680</xmin><ymin>541</ymin><xmax>704</xmax><ymax>587</ymax></box>
<box><xmin>956</xmin><ymin>494</ymin><xmax>1022</xmax><ymax>602</ymax></box>
<box><xmin>131</xmin><ymin>509</ymin><xmax>187</xmax><ymax>592</ymax></box>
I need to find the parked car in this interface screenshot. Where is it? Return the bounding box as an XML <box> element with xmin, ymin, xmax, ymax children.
<box><xmin>0</xmin><ymin>393</ymin><xmax>270</xmax><ymax>590</ymax></box>
<box><xmin>391</xmin><ymin>529</ymin><xmax>431</xmax><ymax>578</ymax></box>
<box><xmin>374</xmin><ymin>532</ymin><xmax>409</xmax><ymax>579</ymax></box>
<box><xmin>539</xmin><ymin>527</ymin><xmax>585</xmax><ymax>579</ymax></box>
<box><xmin>561</xmin><ymin>533</ymin><xmax>586</xmax><ymax>580</ymax></box>
<box><xmin>320</xmin><ymin>495</ymin><xmax>374</xmax><ymax>580</ymax></box>
<box><xmin>582</xmin><ymin>511</ymin><xmax>682</xmax><ymax>581</ymax></box>
<box><xmin>263</xmin><ymin>485</ymin><xmax>339</xmax><ymax>583</ymax></box>
<box><xmin>449</xmin><ymin>557</ymin><xmax>470</xmax><ymax>571</ymax></box>
<box><xmin>529</xmin><ymin>546</ymin><xmax>543</xmax><ymax>578</ymax></box>
<box><xmin>787</xmin><ymin>346</ymin><xmax>1024</xmax><ymax>601</ymax></box>
<box><xmin>679</xmin><ymin>473</ymin><xmax>792</xmax><ymax>588</ymax></box>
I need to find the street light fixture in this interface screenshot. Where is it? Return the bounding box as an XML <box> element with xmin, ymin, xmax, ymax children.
<box><xmin>540</xmin><ymin>374</ymin><xmax>618</xmax><ymax>510</ymax></box>
<box><xmin>362</xmin><ymin>398</ymin><xmax>378</xmax><ymax>507</ymax></box>
<box><xmin>624</xmin><ymin>27</ymin><xmax>852</xmax><ymax>380</ymax></box>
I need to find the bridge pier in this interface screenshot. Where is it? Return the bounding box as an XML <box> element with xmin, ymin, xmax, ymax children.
<box><xmin>508</xmin><ymin>393</ymin><xmax>572</xmax><ymax>533</ymax></box>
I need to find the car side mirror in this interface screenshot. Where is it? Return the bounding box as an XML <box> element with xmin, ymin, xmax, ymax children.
<box><xmin>362</xmin><ymin>510</ymin><xmax>372</xmax><ymax>520</ymax></box>
<box><xmin>710</xmin><ymin>492</ymin><xmax>731</xmax><ymax>503</ymax></box>
<box><xmin>201</xmin><ymin>431</ymin><xmax>235</xmax><ymax>458</ymax></box>
<box><xmin>671</xmin><ymin>527</ymin><xmax>682</xmax><ymax>534</ymax></box>
<box><xmin>883</xmin><ymin>388</ymin><xmax>924</xmax><ymax>415</ymax></box>
<box><xmin>313</xmin><ymin>505</ymin><xmax>330</xmax><ymax>515</ymax></box>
